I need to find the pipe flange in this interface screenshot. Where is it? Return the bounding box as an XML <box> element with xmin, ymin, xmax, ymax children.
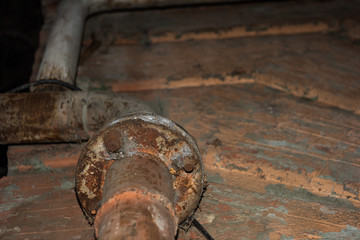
<box><xmin>75</xmin><ymin>113</ymin><xmax>204</xmax><ymax>224</ymax></box>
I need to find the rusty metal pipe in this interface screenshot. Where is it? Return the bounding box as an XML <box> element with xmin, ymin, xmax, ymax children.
<box><xmin>28</xmin><ymin>1</ymin><xmax>210</xmax><ymax>237</ymax></box>
<box><xmin>36</xmin><ymin>0</ymin><xmax>241</xmax><ymax>85</ymax></box>
<box><xmin>36</xmin><ymin>0</ymin><xmax>86</xmax><ymax>84</ymax></box>
<box><xmin>95</xmin><ymin>154</ymin><xmax>177</xmax><ymax>239</ymax></box>
<box><xmin>75</xmin><ymin>112</ymin><xmax>204</xmax><ymax>239</ymax></box>
<box><xmin>0</xmin><ymin>92</ymin><xmax>152</xmax><ymax>144</ymax></box>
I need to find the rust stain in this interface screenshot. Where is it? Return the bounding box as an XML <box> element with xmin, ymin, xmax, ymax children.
<box><xmin>75</xmin><ymin>113</ymin><xmax>205</xmax><ymax>227</ymax></box>
<box><xmin>94</xmin><ymin>191</ymin><xmax>176</xmax><ymax>239</ymax></box>
<box><xmin>103</xmin><ymin>129</ymin><xmax>122</xmax><ymax>152</ymax></box>
<box><xmin>205</xmin><ymin>146</ymin><xmax>360</xmax><ymax>208</ymax></box>
<box><xmin>150</xmin><ymin>22</ymin><xmax>337</xmax><ymax>44</ymax></box>
<box><xmin>111</xmin><ymin>74</ymin><xmax>255</xmax><ymax>92</ymax></box>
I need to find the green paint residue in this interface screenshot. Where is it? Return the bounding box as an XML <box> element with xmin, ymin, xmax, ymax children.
<box><xmin>266</xmin><ymin>213</ymin><xmax>286</xmax><ymax>225</ymax></box>
<box><xmin>239</xmin><ymin>137</ymin><xmax>315</xmax><ymax>173</ymax></box>
<box><xmin>2</xmin><ymin>184</ymin><xmax>20</xmax><ymax>201</ymax></box>
<box><xmin>56</xmin><ymin>179</ymin><xmax>74</xmax><ymax>190</ymax></box>
<box><xmin>0</xmin><ymin>185</ymin><xmax>41</xmax><ymax>212</ymax></box>
<box><xmin>265</xmin><ymin>184</ymin><xmax>357</xmax><ymax>210</ymax></box>
<box><xmin>281</xmin><ymin>236</ymin><xmax>295</xmax><ymax>240</ymax></box>
<box><xmin>274</xmin><ymin>206</ymin><xmax>288</xmax><ymax>214</ymax></box>
<box><xmin>227</xmin><ymin>163</ymin><xmax>247</xmax><ymax>172</ymax></box>
<box><xmin>320</xmin><ymin>206</ymin><xmax>336</xmax><ymax>215</ymax></box>
<box><xmin>206</xmin><ymin>173</ymin><xmax>225</xmax><ymax>184</ymax></box>
<box><xmin>320</xmin><ymin>225</ymin><xmax>360</xmax><ymax>239</ymax></box>
<box><xmin>318</xmin><ymin>175</ymin><xmax>336</xmax><ymax>182</ymax></box>
<box><xmin>8</xmin><ymin>157</ymin><xmax>50</xmax><ymax>174</ymax></box>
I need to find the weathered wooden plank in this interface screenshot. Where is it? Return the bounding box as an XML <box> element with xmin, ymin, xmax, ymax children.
<box><xmin>32</xmin><ymin>1</ymin><xmax>360</xmax><ymax>116</ymax></box>
<box><xmin>2</xmin><ymin>164</ymin><xmax>360</xmax><ymax>239</ymax></box>
<box><xmin>1</xmin><ymin>145</ymin><xmax>92</xmax><ymax>239</ymax></box>
<box><xmin>0</xmin><ymin>171</ymin><xmax>93</xmax><ymax>240</ymax></box>
<box><xmin>6</xmin><ymin>144</ymin><xmax>81</xmax><ymax>175</ymax></box>
<box><xmin>78</xmin><ymin>32</ymin><xmax>360</xmax><ymax>114</ymax></box>
<box><xmin>3</xmin><ymin>84</ymin><xmax>360</xmax><ymax>239</ymax></box>
<box><xmin>81</xmin><ymin>0</ymin><xmax>360</xmax><ymax>46</ymax></box>
<box><xmin>3</xmin><ymin>157</ymin><xmax>360</xmax><ymax>239</ymax></box>
<box><xmin>140</xmin><ymin>84</ymin><xmax>360</xmax><ymax>205</ymax></box>
<box><xmin>188</xmin><ymin>169</ymin><xmax>360</xmax><ymax>240</ymax></box>
<box><xmin>8</xmin><ymin>0</ymin><xmax>360</xmax><ymax>239</ymax></box>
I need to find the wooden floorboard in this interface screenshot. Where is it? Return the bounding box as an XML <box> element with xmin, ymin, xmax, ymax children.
<box><xmin>3</xmin><ymin>84</ymin><xmax>360</xmax><ymax>239</ymax></box>
<box><xmin>78</xmin><ymin>33</ymin><xmax>360</xmax><ymax>114</ymax></box>
<box><xmin>3</xmin><ymin>0</ymin><xmax>360</xmax><ymax>239</ymax></box>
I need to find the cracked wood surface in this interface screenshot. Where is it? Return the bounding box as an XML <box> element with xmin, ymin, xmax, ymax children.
<box><xmin>76</xmin><ymin>0</ymin><xmax>360</xmax><ymax>114</ymax></box>
<box><xmin>3</xmin><ymin>0</ymin><xmax>360</xmax><ymax>239</ymax></box>
<box><xmin>2</xmin><ymin>84</ymin><xmax>360</xmax><ymax>239</ymax></box>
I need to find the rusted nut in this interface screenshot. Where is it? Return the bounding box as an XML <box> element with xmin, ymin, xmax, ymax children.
<box><xmin>75</xmin><ymin>113</ymin><xmax>205</xmax><ymax>231</ymax></box>
<box><xmin>184</xmin><ymin>163</ymin><xmax>194</xmax><ymax>173</ymax></box>
<box><xmin>183</xmin><ymin>156</ymin><xmax>198</xmax><ymax>173</ymax></box>
<box><xmin>103</xmin><ymin>129</ymin><xmax>122</xmax><ymax>152</ymax></box>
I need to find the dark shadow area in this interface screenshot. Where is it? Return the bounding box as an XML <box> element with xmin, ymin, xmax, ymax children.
<box><xmin>0</xmin><ymin>0</ymin><xmax>43</xmax><ymax>178</ymax></box>
<box><xmin>0</xmin><ymin>145</ymin><xmax>8</xmax><ymax>177</ymax></box>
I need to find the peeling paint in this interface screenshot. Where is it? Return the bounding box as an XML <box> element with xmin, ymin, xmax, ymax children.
<box><xmin>56</xmin><ymin>179</ymin><xmax>75</xmax><ymax>190</ymax></box>
<box><xmin>280</xmin><ymin>235</ymin><xmax>294</xmax><ymax>240</ymax></box>
<box><xmin>0</xmin><ymin>194</ymin><xmax>40</xmax><ymax>212</ymax></box>
<box><xmin>320</xmin><ymin>206</ymin><xmax>337</xmax><ymax>215</ymax></box>
<box><xmin>265</xmin><ymin>184</ymin><xmax>357</xmax><ymax>210</ymax></box>
<box><xmin>266</xmin><ymin>213</ymin><xmax>287</xmax><ymax>225</ymax></box>
<box><xmin>320</xmin><ymin>225</ymin><xmax>360</xmax><ymax>239</ymax></box>
<box><xmin>274</xmin><ymin>206</ymin><xmax>288</xmax><ymax>214</ymax></box>
<box><xmin>8</xmin><ymin>157</ymin><xmax>50</xmax><ymax>174</ymax></box>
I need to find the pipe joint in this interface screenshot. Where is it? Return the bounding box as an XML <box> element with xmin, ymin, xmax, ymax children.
<box><xmin>75</xmin><ymin>113</ymin><xmax>205</xmax><ymax>238</ymax></box>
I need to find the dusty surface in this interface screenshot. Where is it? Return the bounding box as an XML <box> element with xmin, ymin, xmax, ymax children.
<box><xmin>3</xmin><ymin>0</ymin><xmax>360</xmax><ymax>239</ymax></box>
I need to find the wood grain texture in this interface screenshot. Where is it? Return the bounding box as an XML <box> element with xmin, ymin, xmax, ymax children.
<box><xmin>78</xmin><ymin>33</ymin><xmax>360</xmax><ymax>114</ymax></box>
<box><xmin>76</xmin><ymin>0</ymin><xmax>360</xmax><ymax>115</ymax></box>
<box><xmin>81</xmin><ymin>0</ymin><xmax>360</xmax><ymax>46</ymax></box>
<box><xmin>3</xmin><ymin>84</ymin><xmax>360</xmax><ymax>239</ymax></box>
<box><xmin>3</xmin><ymin>0</ymin><xmax>360</xmax><ymax>239</ymax></box>
<box><xmin>133</xmin><ymin>84</ymin><xmax>360</xmax><ymax>204</ymax></box>
<box><xmin>1</xmin><ymin>145</ymin><xmax>93</xmax><ymax>240</ymax></box>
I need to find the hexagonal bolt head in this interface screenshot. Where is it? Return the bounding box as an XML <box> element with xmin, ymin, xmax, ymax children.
<box><xmin>103</xmin><ymin>129</ymin><xmax>122</xmax><ymax>152</ymax></box>
<box><xmin>183</xmin><ymin>156</ymin><xmax>197</xmax><ymax>173</ymax></box>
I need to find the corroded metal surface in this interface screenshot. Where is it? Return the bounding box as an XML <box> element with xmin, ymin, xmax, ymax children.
<box><xmin>0</xmin><ymin>92</ymin><xmax>152</xmax><ymax>144</ymax></box>
<box><xmin>75</xmin><ymin>113</ymin><xmax>205</xmax><ymax>230</ymax></box>
<box><xmin>36</xmin><ymin>0</ymin><xmax>85</xmax><ymax>84</ymax></box>
<box><xmin>95</xmin><ymin>155</ymin><xmax>177</xmax><ymax>239</ymax></box>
